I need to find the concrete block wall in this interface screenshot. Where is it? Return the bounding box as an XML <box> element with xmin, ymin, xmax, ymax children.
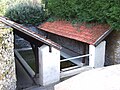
<box><xmin>0</xmin><ymin>22</ymin><xmax>16</xmax><ymax>90</ymax></box>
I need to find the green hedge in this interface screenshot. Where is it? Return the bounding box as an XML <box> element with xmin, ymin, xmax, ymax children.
<box><xmin>47</xmin><ymin>0</ymin><xmax>76</xmax><ymax>20</ymax></box>
<box><xmin>5</xmin><ymin>1</ymin><xmax>45</xmax><ymax>25</ymax></box>
<box><xmin>47</xmin><ymin>0</ymin><xmax>120</xmax><ymax>29</ymax></box>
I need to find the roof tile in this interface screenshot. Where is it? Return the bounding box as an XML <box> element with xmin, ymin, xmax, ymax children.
<box><xmin>38</xmin><ymin>21</ymin><xmax>111</xmax><ymax>45</ymax></box>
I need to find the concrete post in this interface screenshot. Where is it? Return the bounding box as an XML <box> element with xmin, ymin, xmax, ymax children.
<box><xmin>38</xmin><ymin>45</ymin><xmax>60</xmax><ymax>86</ymax></box>
<box><xmin>89</xmin><ymin>45</ymin><xmax>96</xmax><ymax>67</ymax></box>
<box><xmin>89</xmin><ymin>41</ymin><xmax>106</xmax><ymax>68</ymax></box>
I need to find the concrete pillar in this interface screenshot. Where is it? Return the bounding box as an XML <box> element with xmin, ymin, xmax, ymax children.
<box><xmin>38</xmin><ymin>45</ymin><xmax>60</xmax><ymax>86</ymax></box>
<box><xmin>89</xmin><ymin>41</ymin><xmax>106</xmax><ymax>68</ymax></box>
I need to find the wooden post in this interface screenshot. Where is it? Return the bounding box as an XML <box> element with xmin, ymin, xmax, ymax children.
<box><xmin>31</xmin><ymin>43</ymin><xmax>43</xmax><ymax>77</ymax></box>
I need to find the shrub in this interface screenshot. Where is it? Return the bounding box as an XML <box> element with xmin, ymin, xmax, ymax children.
<box><xmin>47</xmin><ymin>0</ymin><xmax>120</xmax><ymax>30</ymax></box>
<box><xmin>5</xmin><ymin>1</ymin><xmax>46</xmax><ymax>25</ymax></box>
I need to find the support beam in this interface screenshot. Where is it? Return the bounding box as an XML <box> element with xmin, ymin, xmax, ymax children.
<box><xmin>31</xmin><ymin>44</ymin><xmax>43</xmax><ymax>75</ymax></box>
<box><xmin>60</xmin><ymin>48</ymin><xmax>85</xmax><ymax>66</ymax></box>
<box><xmin>14</xmin><ymin>50</ymin><xmax>35</xmax><ymax>79</ymax></box>
<box><xmin>89</xmin><ymin>41</ymin><xmax>106</xmax><ymax>68</ymax></box>
<box><xmin>16</xmin><ymin>48</ymin><xmax>32</xmax><ymax>51</ymax></box>
<box><xmin>0</xmin><ymin>16</ymin><xmax>62</xmax><ymax>50</ymax></box>
<box><xmin>34</xmin><ymin>46</ymin><xmax>39</xmax><ymax>75</ymax></box>
<box><xmin>82</xmin><ymin>43</ymin><xmax>87</xmax><ymax>63</ymax></box>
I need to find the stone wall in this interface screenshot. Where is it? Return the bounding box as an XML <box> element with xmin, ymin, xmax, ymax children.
<box><xmin>0</xmin><ymin>22</ymin><xmax>16</xmax><ymax>90</ymax></box>
<box><xmin>105</xmin><ymin>30</ymin><xmax>120</xmax><ymax>65</ymax></box>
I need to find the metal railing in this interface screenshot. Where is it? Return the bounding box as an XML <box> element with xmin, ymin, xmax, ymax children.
<box><xmin>60</xmin><ymin>54</ymin><xmax>92</xmax><ymax>78</ymax></box>
<box><xmin>60</xmin><ymin>54</ymin><xmax>90</xmax><ymax>62</ymax></box>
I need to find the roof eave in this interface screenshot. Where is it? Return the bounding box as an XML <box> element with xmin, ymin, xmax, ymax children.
<box><xmin>93</xmin><ymin>28</ymin><xmax>113</xmax><ymax>46</ymax></box>
<box><xmin>0</xmin><ymin>16</ymin><xmax>62</xmax><ymax>50</ymax></box>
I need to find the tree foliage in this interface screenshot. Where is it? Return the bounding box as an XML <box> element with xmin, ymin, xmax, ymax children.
<box><xmin>0</xmin><ymin>0</ymin><xmax>45</xmax><ymax>25</ymax></box>
<box><xmin>5</xmin><ymin>1</ymin><xmax>45</xmax><ymax>25</ymax></box>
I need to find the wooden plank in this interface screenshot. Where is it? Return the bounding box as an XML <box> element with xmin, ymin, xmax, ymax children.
<box><xmin>16</xmin><ymin>48</ymin><xmax>32</xmax><ymax>51</ymax></box>
<box><xmin>14</xmin><ymin>50</ymin><xmax>35</xmax><ymax>78</ymax></box>
<box><xmin>61</xmin><ymin>66</ymin><xmax>80</xmax><ymax>72</ymax></box>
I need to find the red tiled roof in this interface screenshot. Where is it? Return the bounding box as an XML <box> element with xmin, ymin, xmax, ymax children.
<box><xmin>38</xmin><ymin>21</ymin><xmax>111</xmax><ymax>45</ymax></box>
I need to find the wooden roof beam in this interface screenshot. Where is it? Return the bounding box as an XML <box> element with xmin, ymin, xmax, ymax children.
<box><xmin>0</xmin><ymin>16</ymin><xmax>62</xmax><ymax>50</ymax></box>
